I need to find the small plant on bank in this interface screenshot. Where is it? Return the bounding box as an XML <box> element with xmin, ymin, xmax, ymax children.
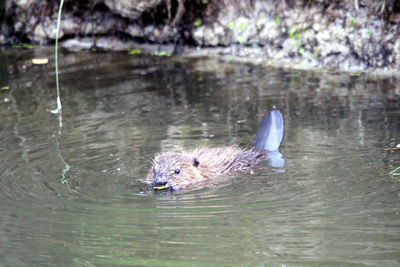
<box><xmin>390</xmin><ymin>166</ymin><xmax>400</xmax><ymax>176</ymax></box>
<box><xmin>350</xmin><ymin>18</ymin><xmax>357</xmax><ymax>27</ymax></box>
<box><xmin>128</xmin><ymin>48</ymin><xmax>142</xmax><ymax>55</ymax></box>
<box><xmin>193</xmin><ymin>19</ymin><xmax>202</xmax><ymax>27</ymax></box>
<box><xmin>154</xmin><ymin>51</ymin><xmax>172</xmax><ymax>57</ymax></box>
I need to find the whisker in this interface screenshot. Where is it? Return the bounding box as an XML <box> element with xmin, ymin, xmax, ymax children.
<box><xmin>137</xmin><ymin>179</ymin><xmax>152</xmax><ymax>185</ymax></box>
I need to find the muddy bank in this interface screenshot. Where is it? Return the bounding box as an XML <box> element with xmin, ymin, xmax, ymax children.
<box><xmin>1</xmin><ymin>0</ymin><xmax>400</xmax><ymax>72</ymax></box>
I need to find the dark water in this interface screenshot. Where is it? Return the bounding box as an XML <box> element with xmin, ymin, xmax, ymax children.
<box><xmin>0</xmin><ymin>47</ymin><xmax>399</xmax><ymax>266</ymax></box>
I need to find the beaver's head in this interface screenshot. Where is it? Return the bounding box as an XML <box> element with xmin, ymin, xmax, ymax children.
<box><xmin>147</xmin><ymin>153</ymin><xmax>201</xmax><ymax>190</ymax></box>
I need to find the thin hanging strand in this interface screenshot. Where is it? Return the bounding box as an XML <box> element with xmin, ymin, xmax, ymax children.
<box><xmin>51</xmin><ymin>0</ymin><xmax>64</xmax><ymax>114</ymax></box>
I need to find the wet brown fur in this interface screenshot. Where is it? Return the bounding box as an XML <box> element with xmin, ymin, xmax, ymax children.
<box><xmin>147</xmin><ymin>146</ymin><xmax>267</xmax><ymax>190</ymax></box>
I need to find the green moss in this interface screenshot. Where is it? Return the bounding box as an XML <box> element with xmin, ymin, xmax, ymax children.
<box><xmin>350</xmin><ymin>72</ymin><xmax>361</xmax><ymax>76</ymax></box>
<box><xmin>128</xmin><ymin>49</ymin><xmax>142</xmax><ymax>55</ymax></box>
<box><xmin>313</xmin><ymin>47</ymin><xmax>319</xmax><ymax>58</ymax></box>
<box><xmin>193</xmin><ymin>19</ymin><xmax>202</xmax><ymax>27</ymax></box>
<box><xmin>289</xmin><ymin>28</ymin><xmax>296</xmax><ymax>38</ymax></box>
<box><xmin>350</xmin><ymin>18</ymin><xmax>357</xmax><ymax>27</ymax></box>
<box><xmin>154</xmin><ymin>51</ymin><xmax>172</xmax><ymax>57</ymax></box>
<box><xmin>12</xmin><ymin>43</ymin><xmax>36</xmax><ymax>49</ymax></box>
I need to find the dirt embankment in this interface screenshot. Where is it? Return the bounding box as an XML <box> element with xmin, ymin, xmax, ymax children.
<box><xmin>1</xmin><ymin>0</ymin><xmax>399</xmax><ymax>72</ymax></box>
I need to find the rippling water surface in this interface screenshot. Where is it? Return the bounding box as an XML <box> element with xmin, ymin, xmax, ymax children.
<box><xmin>0</xmin><ymin>48</ymin><xmax>399</xmax><ymax>266</ymax></box>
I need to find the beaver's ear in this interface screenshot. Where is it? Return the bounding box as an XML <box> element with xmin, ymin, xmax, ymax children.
<box><xmin>193</xmin><ymin>158</ymin><xmax>200</xmax><ymax>168</ymax></box>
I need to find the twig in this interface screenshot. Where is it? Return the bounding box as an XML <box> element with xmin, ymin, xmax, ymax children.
<box><xmin>380</xmin><ymin>0</ymin><xmax>386</xmax><ymax>15</ymax></box>
<box><xmin>50</xmin><ymin>0</ymin><xmax>64</xmax><ymax>115</ymax></box>
<box><xmin>52</xmin><ymin>0</ymin><xmax>71</xmax><ymax>185</ymax></box>
<box><xmin>384</xmin><ymin>147</ymin><xmax>400</xmax><ymax>151</ymax></box>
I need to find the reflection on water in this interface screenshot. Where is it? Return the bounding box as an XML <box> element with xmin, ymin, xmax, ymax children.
<box><xmin>0</xmin><ymin>48</ymin><xmax>399</xmax><ymax>266</ymax></box>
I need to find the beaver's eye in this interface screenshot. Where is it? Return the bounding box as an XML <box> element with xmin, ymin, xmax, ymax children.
<box><xmin>193</xmin><ymin>158</ymin><xmax>200</xmax><ymax>168</ymax></box>
<box><xmin>174</xmin><ymin>169</ymin><xmax>180</xmax><ymax>174</ymax></box>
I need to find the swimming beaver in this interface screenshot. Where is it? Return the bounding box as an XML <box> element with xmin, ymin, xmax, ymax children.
<box><xmin>147</xmin><ymin>109</ymin><xmax>284</xmax><ymax>190</ymax></box>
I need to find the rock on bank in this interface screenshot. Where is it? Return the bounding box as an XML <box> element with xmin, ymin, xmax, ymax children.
<box><xmin>1</xmin><ymin>0</ymin><xmax>399</xmax><ymax>72</ymax></box>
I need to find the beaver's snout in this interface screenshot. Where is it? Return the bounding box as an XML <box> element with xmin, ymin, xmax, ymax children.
<box><xmin>154</xmin><ymin>181</ymin><xmax>166</xmax><ymax>187</ymax></box>
<box><xmin>154</xmin><ymin>179</ymin><xmax>167</xmax><ymax>187</ymax></box>
<box><xmin>152</xmin><ymin>174</ymin><xmax>170</xmax><ymax>190</ymax></box>
<box><xmin>153</xmin><ymin>170</ymin><xmax>167</xmax><ymax>184</ymax></box>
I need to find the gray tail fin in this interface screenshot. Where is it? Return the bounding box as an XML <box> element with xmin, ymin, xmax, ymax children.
<box><xmin>253</xmin><ymin>109</ymin><xmax>284</xmax><ymax>152</ymax></box>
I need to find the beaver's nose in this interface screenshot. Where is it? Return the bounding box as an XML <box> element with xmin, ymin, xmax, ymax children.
<box><xmin>154</xmin><ymin>174</ymin><xmax>168</xmax><ymax>186</ymax></box>
<box><xmin>154</xmin><ymin>181</ymin><xmax>167</xmax><ymax>186</ymax></box>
